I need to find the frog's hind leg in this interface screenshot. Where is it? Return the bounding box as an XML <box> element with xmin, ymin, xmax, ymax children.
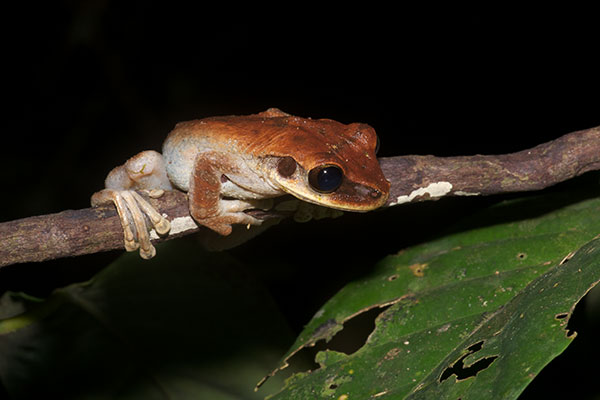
<box><xmin>91</xmin><ymin>150</ymin><xmax>172</xmax><ymax>259</ymax></box>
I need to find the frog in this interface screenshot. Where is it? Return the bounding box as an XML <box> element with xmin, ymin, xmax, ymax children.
<box><xmin>92</xmin><ymin>108</ymin><xmax>390</xmax><ymax>259</ymax></box>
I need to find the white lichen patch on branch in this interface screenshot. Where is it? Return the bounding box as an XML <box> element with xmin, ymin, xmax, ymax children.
<box><xmin>390</xmin><ymin>181</ymin><xmax>453</xmax><ymax>206</ymax></box>
<box><xmin>150</xmin><ymin>215</ymin><xmax>198</xmax><ymax>239</ymax></box>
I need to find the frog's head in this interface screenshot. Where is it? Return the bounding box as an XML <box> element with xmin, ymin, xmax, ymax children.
<box><xmin>261</xmin><ymin>114</ymin><xmax>390</xmax><ymax>212</ymax></box>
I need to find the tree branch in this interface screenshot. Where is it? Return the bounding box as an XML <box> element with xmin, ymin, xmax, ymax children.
<box><xmin>1</xmin><ymin>125</ymin><xmax>598</xmax><ymax>268</ymax></box>
<box><xmin>380</xmin><ymin>125</ymin><xmax>600</xmax><ymax>205</ymax></box>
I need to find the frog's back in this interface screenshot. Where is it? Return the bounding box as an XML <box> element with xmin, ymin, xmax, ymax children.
<box><xmin>162</xmin><ymin>108</ymin><xmax>381</xmax><ymax>191</ymax></box>
<box><xmin>161</xmin><ymin>111</ymin><xmax>285</xmax><ymax>190</ymax></box>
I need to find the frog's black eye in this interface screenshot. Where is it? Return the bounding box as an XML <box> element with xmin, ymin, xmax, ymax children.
<box><xmin>308</xmin><ymin>165</ymin><xmax>343</xmax><ymax>193</ymax></box>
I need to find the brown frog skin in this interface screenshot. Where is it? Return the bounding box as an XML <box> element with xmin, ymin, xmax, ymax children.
<box><xmin>92</xmin><ymin>108</ymin><xmax>390</xmax><ymax>259</ymax></box>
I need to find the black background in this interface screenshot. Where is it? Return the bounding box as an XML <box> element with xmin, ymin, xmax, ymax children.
<box><xmin>1</xmin><ymin>3</ymin><xmax>599</xmax><ymax>398</ymax></box>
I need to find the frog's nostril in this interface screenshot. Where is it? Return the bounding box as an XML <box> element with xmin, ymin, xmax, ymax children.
<box><xmin>370</xmin><ymin>189</ymin><xmax>381</xmax><ymax>198</ymax></box>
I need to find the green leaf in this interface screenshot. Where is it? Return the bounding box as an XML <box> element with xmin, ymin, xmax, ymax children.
<box><xmin>266</xmin><ymin>194</ymin><xmax>600</xmax><ymax>399</ymax></box>
<box><xmin>0</xmin><ymin>239</ymin><xmax>293</xmax><ymax>399</ymax></box>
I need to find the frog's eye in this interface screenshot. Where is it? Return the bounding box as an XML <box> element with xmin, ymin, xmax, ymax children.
<box><xmin>308</xmin><ymin>165</ymin><xmax>343</xmax><ymax>193</ymax></box>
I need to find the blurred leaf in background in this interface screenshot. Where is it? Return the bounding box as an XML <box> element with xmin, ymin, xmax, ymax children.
<box><xmin>0</xmin><ymin>240</ymin><xmax>296</xmax><ymax>399</ymax></box>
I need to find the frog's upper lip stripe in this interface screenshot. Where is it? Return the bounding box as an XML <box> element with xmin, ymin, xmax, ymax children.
<box><xmin>280</xmin><ymin>185</ymin><xmax>388</xmax><ymax>212</ymax></box>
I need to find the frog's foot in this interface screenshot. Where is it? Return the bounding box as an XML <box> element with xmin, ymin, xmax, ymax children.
<box><xmin>197</xmin><ymin>198</ymin><xmax>274</xmax><ymax>236</ymax></box>
<box><xmin>275</xmin><ymin>199</ymin><xmax>344</xmax><ymax>223</ymax></box>
<box><xmin>91</xmin><ymin>189</ymin><xmax>171</xmax><ymax>259</ymax></box>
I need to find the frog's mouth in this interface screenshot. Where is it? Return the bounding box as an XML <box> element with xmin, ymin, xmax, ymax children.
<box><xmin>279</xmin><ymin>180</ymin><xmax>389</xmax><ymax>212</ymax></box>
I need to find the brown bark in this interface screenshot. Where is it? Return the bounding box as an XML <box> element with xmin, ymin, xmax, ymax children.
<box><xmin>380</xmin><ymin>126</ymin><xmax>600</xmax><ymax>205</ymax></box>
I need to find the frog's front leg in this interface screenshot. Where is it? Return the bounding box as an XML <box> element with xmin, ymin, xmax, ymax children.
<box><xmin>188</xmin><ymin>152</ymin><xmax>272</xmax><ymax>236</ymax></box>
<box><xmin>91</xmin><ymin>150</ymin><xmax>172</xmax><ymax>259</ymax></box>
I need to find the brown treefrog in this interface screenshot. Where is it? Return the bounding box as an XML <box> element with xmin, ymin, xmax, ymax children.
<box><xmin>92</xmin><ymin>108</ymin><xmax>390</xmax><ymax>258</ymax></box>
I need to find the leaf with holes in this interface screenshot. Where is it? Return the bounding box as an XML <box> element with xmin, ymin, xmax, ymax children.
<box><xmin>263</xmin><ymin>192</ymin><xmax>600</xmax><ymax>399</ymax></box>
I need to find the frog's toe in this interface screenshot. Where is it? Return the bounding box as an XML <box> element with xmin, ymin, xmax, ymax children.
<box><xmin>198</xmin><ymin>211</ymin><xmax>265</xmax><ymax>237</ymax></box>
<box><xmin>129</xmin><ymin>191</ymin><xmax>171</xmax><ymax>236</ymax></box>
<box><xmin>91</xmin><ymin>188</ymin><xmax>170</xmax><ymax>259</ymax></box>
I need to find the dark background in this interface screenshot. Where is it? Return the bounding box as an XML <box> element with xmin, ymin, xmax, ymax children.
<box><xmin>1</xmin><ymin>3</ymin><xmax>599</xmax><ymax>398</ymax></box>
